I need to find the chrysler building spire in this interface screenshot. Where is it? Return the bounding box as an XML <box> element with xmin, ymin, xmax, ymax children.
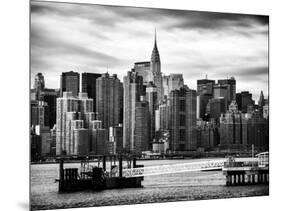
<box><xmin>150</xmin><ymin>28</ymin><xmax>163</xmax><ymax>103</ymax></box>
<box><xmin>151</xmin><ymin>28</ymin><xmax>160</xmax><ymax>64</ymax></box>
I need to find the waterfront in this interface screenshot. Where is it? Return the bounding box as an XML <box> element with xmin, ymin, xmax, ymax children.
<box><xmin>30</xmin><ymin>158</ymin><xmax>269</xmax><ymax>210</ymax></box>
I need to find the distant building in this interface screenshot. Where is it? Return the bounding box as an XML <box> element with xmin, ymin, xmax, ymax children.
<box><xmin>96</xmin><ymin>73</ymin><xmax>122</xmax><ymax>129</ymax></box>
<box><xmin>135</xmin><ymin>100</ymin><xmax>149</xmax><ymax>152</ymax></box>
<box><xmin>219</xmin><ymin>101</ymin><xmax>247</xmax><ymax>150</ymax></box>
<box><xmin>218</xmin><ymin>77</ymin><xmax>236</xmax><ymax>106</ymax></box>
<box><xmin>159</xmin><ymin>102</ymin><xmax>170</xmax><ymax>131</ymax></box>
<box><xmin>56</xmin><ymin>92</ymin><xmax>94</xmax><ymax>155</ymax></box>
<box><xmin>134</xmin><ymin>61</ymin><xmax>153</xmax><ymax>84</ymax></box>
<box><xmin>31</xmin><ymin>101</ymin><xmax>49</xmax><ymax>127</ymax></box>
<box><xmin>236</xmin><ymin>91</ymin><xmax>255</xmax><ymax>113</ymax></box>
<box><xmin>198</xmin><ymin>93</ymin><xmax>213</xmax><ymax>120</ymax></box>
<box><xmin>196</xmin><ymin>121</ymin><xmax>217</xmax><ymax>150</ymax></box>
<box><xmin>169</xmin><ymin>87</ymin><xmax>197</xmax><ymax>151</ymax></box>
<box><xmin>162</xmin><ymin>74</ymin><xmax>184</xmax><ymax>97</ymax></box>
<box><xmin>90</xmin><ymin>120</ymin><xmax>109</xmax><ymax>155</ymax></box>
<box><xmin>197</xmin><ymin>78</ymin><xmax>215</xmax><ymax>95</ymax></box>
<box><xmin>31</xmin><ymin>73</ymin><xmax>58</xmax><ymax>127</ymax></box>
<box><xmin>109</xmin><ymin>124</ymin><xmax>123</xmax><ymax>153</ymax></box>
<box><xmin>123</xmin><ymin>70</ymin><xmax>144</xmax><ymax>152</ymax></box>
<box><xmin>209</xmin><ymin>97</ymin><xmax>226</xmax><ymax>120</ymax></box>
<box><xmin>263</xmin><ymin>104</ymin><xmax>269</xmax><ymax>119</ymax></box>
<box><xmin>151</xmin><ymin>31</ymin><xmax>163</xmax><ymax>103</ymax></box>
<box><xmin>213</xmin><ymin>84</ymin><xmax>228</xmax><ymax>111</ymax></box>
<box><xmin>145</xmin><ymin>82</ymin><xmax>157</xmax><ymax>145</ymax></box>
<box><xmin>60</xmin><ymin>71</ymin><xmax>80</xmax><ymax>97</ymax></box>
<box><xmin>81</xmin><ymin>72</ymin><xmax>102</xmax><ymax>112</ymax></box>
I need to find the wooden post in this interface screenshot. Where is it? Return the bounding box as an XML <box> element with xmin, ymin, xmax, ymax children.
<box><xmin>59</xmin><ymin>159</ymin><xmax>64</xmax><ymax>192</ymax></box>
<box><xmin>103</xmin><ymin>155</ymin><xmax>106</xmax><ymax>171</ymax></box>
<box><xmin>119</xmin><ymin>156</ymin><xmax>123</xmax><ymax>177</ymax></box>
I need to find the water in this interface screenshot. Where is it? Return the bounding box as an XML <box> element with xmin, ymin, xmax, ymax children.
<box><xmin>30</xmin><ymin>158</ymin><xmax>269</xmax><ymax>210</ymax></box>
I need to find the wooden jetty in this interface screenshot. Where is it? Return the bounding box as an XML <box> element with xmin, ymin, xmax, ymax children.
<box><xmin>57</xmin><ymin>155</ymin><xmax>143</xmax><ymax>193</ymax></box>
<box><xmin>223</xmin><ymin>152</ymin><xmax>269</xmax><ymax>186</ymax></box>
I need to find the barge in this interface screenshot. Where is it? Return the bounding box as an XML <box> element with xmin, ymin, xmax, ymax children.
<box><xmin>57</xmin><ymin>155</ymin><xmax>143</xmax><ymax>192</ymax></box>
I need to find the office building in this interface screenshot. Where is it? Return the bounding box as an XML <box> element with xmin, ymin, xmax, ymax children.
<box><xmin>134</xmin><ymin>100</ymin><xmax>149</xmax><ymax>152</ymax></box>
<box><xmin>81</xmin><ymin>72</ymin><xmax>102</xmax><ymax>111</ymax></box>
<box><xmin>236</xmin><ymin>91</ymin><xmax>255</xmax><ymax>113</ymax></box>
<box><xmin>96</xmin><ymin>73</ymin><xmax>122</xmax><ymax>129</ymax></box>
<box><xmin>134</xmin><ymin>61</ymin><xmax>153</xmax><ymax>84</ymax></box>
<box><xmin>209</xmin><ymin>97</ymin><xmax>226</xmax><ymax>120</ymax></box>
<box><xmin>56</xmin><ymin>92</ymin><xmax>94</xmax><ymax>155</ymax></box>
<box><xmin>169</xmin><ymin>87</ymin><xmax>197</xmax><ymax>151</ymax></box>
<box><xmin>197</xmin><ymin>78</ymin><xmax>215</xmax><ymax>95</ymax></box>
<box><xmin>145</xmin><ymin>82</ymin><xmax>157</xmax><ymax>144</ymax></box>
<box><xmin>162</xmin><ymin>74</ymin><xmax>184</xmax><ymax>97</ymax></box>
<box><xmin>123</xmin><ymin>70</ymin><xmax>144</xmax><ymax>152</ymax></box>
<box><xmin>218</xmin><ymin>77</ymin><xmax>236</xmax><ymax>105</ymax></box>
<box><xmin>60</xmin><ymin>71</ymin><xmax>80</xmax><ymax>97</ymax></box>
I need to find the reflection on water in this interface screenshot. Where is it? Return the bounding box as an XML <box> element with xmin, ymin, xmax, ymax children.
<box><xmin>30</xmin><ymin>159</ymin><xmax>269</xmax><ymax>210</ymax></box>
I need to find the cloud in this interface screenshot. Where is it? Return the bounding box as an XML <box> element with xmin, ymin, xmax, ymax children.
<box><xmin>30</xmin><ymin>0</ymin><xmax>269</xmax><ymax>101</ymax></box>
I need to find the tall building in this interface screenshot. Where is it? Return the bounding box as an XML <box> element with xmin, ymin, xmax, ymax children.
<box><xmin>31</xmin><ymin>101</ymin><xmax>49</xmax><ymax>127</ymax></box>
<box><xmin>96</xmin><ymin>73</ymin><xmax>122</xmax><ymax>129</ymax></box>
<box><xmin>135</xmin><ymin>100</ymin><xmax>149</xmax><ymax>152</ymax></box>
<box><xmin>134</xmin><ymin>61</ymin><xmax>153</xmax><ymax>84</ymax></box>
<box><xmin>33</xmin><ymin>73</ymin><xmax>45</xmax><ymax>99</ymax></box>
<box><xmin>56</xmin><ymin>92</ymin><xmax>95</xmax><ymax>155</ymax></box>
<box><xmin>123</xmin><ymin>70</ymin><xmax>145</xmax><ymax>152</ymax></box>
<box><xmin>218</xmin><ymin>77</ymin><xmax>236</xmax><ymax>106</ymax></box>
<box><xmin>169</xmin><ymin>87</ymin><xmax>197</xmax><ymax>151</ymax></box>
<box><xmin>197</xmin><ymin>78</ymin><xmax>215</xmax><ymax>119</ymax></box>
<box><xmin>236</xmin><ymin>91</ymin><xmax>254</xmax><ymax>113</ymax></box>
<box><xmin>258</xmin><ymin>91</ymin><xmax>265</xmax><ymax>107</ymax></box>
<box><xmin>209</xmin><ymin>97</ymin><xmax>226</xmax><ymax>120</ymax></box>
<box><xmin>219</xmin><ymin>101</ymin><xmax>246</xmax><ymax>150</ymax></box>
<box><xmin>213</xmin><ymin>84</ymin><xmax>228</xmax><ymax>111</ymax></box>
<box><xmin>162</xmin><ymin>74</ymin><xmax>184</xmax><ymax>97</ymax></box>
<box><xmin>151</xmin><ymin>30</ymin><xmax>163</xmax><ymax>103</ymax></box>
<box><xmin>145</xmin><ymin>82</ymin><xmax>157</xmax><ymax>144</ymax></box>
<box><xmin>197</xmin><ymin>78</ymin><xmax>215</xmax><ymax>95</ymax></box>
<box><xmin>81</xmin><ymin>72</ymin><xmax>102</xmax><ymax>112</ymax></box>
<box><xmin>90</xmin><ymin>120</ymin><xmax>109</xmax><ymax>155</ymax></box>
<box><xmin>60</xmin><ymin>71</ymin><xmax>80</xmax><ymax>97</ymax></box>
<box><xmin>31</xmin><ymin>73</ymin><xmax>59</xmax><ymax>127</ymax></box>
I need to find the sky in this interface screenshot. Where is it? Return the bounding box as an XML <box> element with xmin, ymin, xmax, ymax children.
<box><xmin>30</xmin><ymin>0</ymin><xmax>269</xmax><ymax>102</ymax></box>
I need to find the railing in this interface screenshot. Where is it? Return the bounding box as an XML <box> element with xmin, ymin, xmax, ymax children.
<box><xmin>122</xmin><ymin>159</ymin><xmax>226</xmax><ymax>178</ymax></box>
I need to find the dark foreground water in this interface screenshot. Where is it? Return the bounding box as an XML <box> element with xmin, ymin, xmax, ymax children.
<box><xmin>30</xmin><ymin>158</ymin><xmax>269</xmax><ymax>210</ymax></box>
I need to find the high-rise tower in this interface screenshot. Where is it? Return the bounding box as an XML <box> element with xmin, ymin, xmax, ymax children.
<box><xmin>151</xmin><ymin>29</ymin><xmax>163</xmax><ymax>104</ymax></box>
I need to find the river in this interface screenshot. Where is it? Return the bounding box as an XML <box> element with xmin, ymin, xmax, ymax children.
<box><xmin>30</xmin><ymin>158</ymin><xmax>269</xmax><ymax>210</ymax></box>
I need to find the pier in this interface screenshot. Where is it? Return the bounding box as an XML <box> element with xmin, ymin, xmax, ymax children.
<box><xmin>223</xmin><ymin>152</ymin><xmax>269</xmax><ymax>186</ymax></box>
<box><xmin>57</xmin><ymin>155</ymin><xmax>143</xmax><ymax>193</ymax></box>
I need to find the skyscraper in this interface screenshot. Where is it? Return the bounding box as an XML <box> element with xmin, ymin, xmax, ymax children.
<box><xmin>162</xmin><ymin>74</ymin><xmax>184</xmax><ymax>98</ymax></box>
<box><xmin>218</xmin><ymin>77</ymin><xmax>236</xmax><ymax>106</ymax></box>
<box><xmin>151</xmin><ymin>30</ymin><xmax>163</xmax><ymax>103</ymax></box>
<box><xmin>96</xmin><ymin>73</ymin><xmax>122</xmax><ymax>129</ymax></box>
<box><xmin>60</xmin><ymin>71</ymin><xmax>80</xmax><ymax>97</ymax></box>
<box><xmin>236</xmin><ymin>91</ymin><xmax>255</xmax><ymax>113</ymax></box>
<box><xmin>145</xmin><ymin>83</ymin><xmax>157</xmax><ymax>146</ymax></box>
<box><xmin>81</xmin><ymin>72</ymin><xmax>102</xmax><ymax>112</ymax></box>
<box><xmin>123</xmin><ymin>70</ymin><xmax>145</xmax><ymax>152</ymax></box>
<box><xmin>56</xmin><ymin>92</ymin><xmax>94</xmax><ymax>155</ymax></box>
<box><xmin>134</xmin><ymin>61</ymin><xmax>153</xmax><ymax>84</ymax></box>
<box><xmin>169</xmin><ymin>87</ymin><xmax>197</xmax><ymax>151</ymax></box>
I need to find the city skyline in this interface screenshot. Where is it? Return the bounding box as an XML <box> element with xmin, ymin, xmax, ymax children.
<box><xmin>31</xmin><ymin>1</ymin><xmax>268</xmax><ymax>102</ymax></box>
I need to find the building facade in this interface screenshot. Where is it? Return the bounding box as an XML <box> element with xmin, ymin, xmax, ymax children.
<box><xmin>96</xmin><ymin>73</ymin><xmax>122</xmax><ymax>129</ymax></box>
<box><xmin>169</xmin><ymin>87</ymin><xmax>197</xmax><ymax>151</ymax></box>
<box><xmin>60</xmin><ymin>71</ymin><xmax>80</xmax><ymax>97</ymax></box>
